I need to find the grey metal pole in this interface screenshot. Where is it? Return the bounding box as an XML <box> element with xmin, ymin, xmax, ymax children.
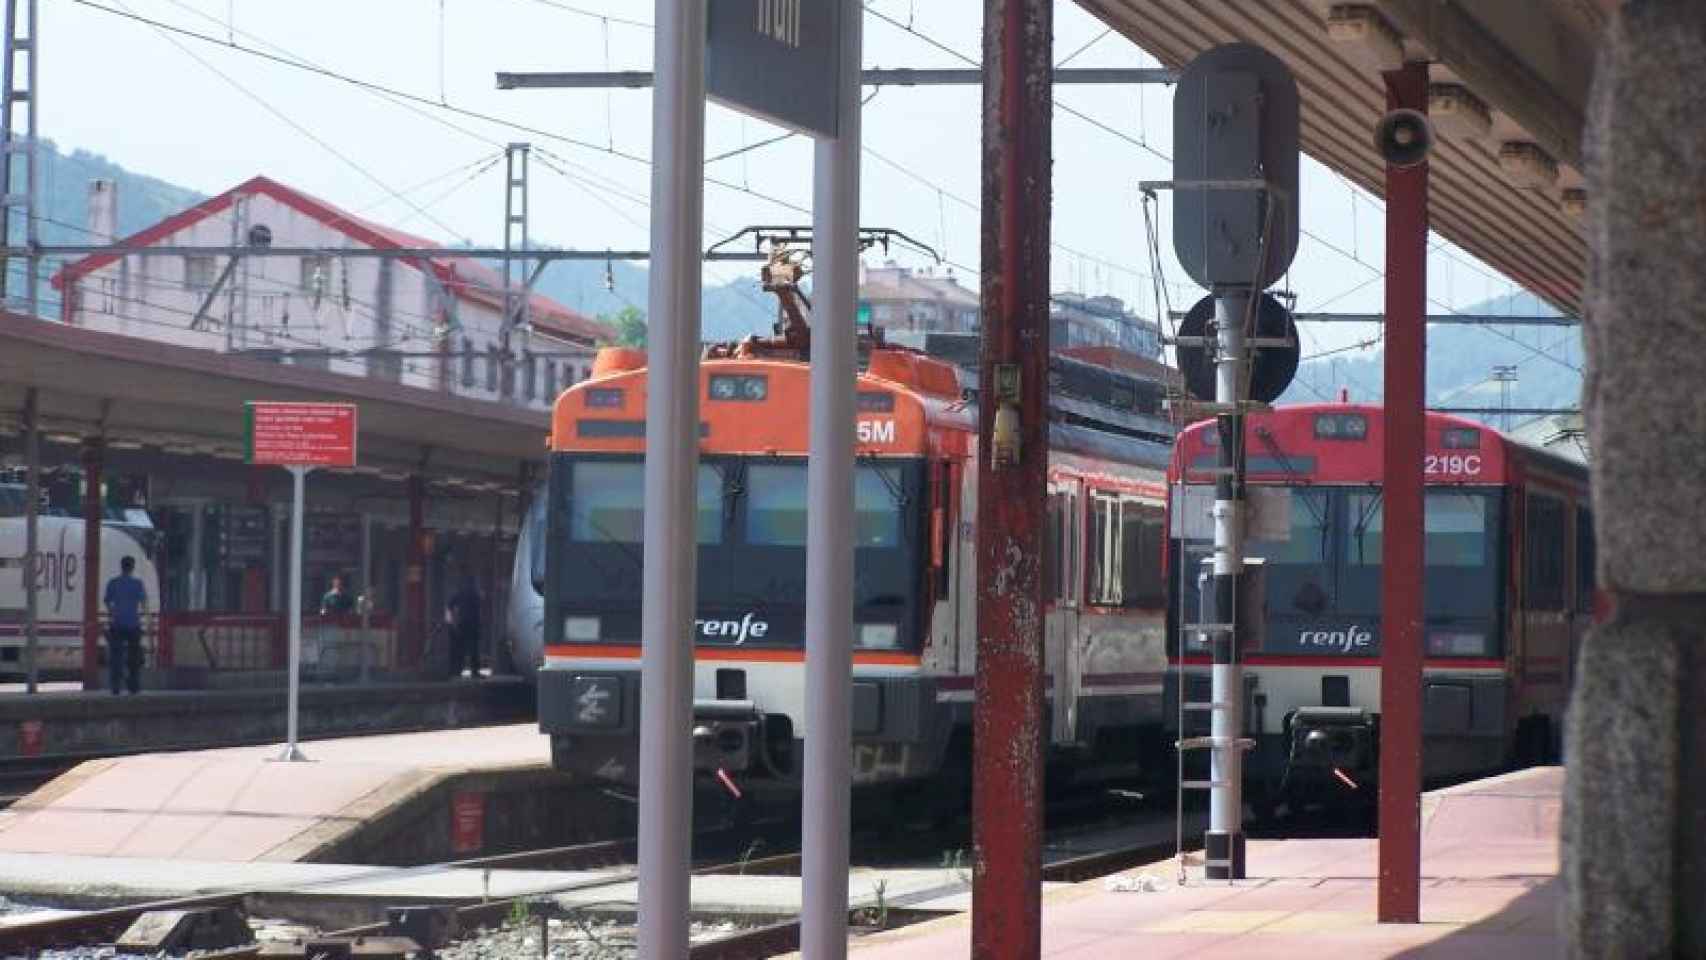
<box><xmin>279</xmin><ymin>465</ymin><xmax>308</xmax><ymax>762</ymax></box>
<box><xmin>22</xmin><ymin>0</ymin><xmax>35</xmax><ymax>321</ymax></box>
<box><xmin>637</xmin><ymin>1</ymin><xmax>704</xmax><ymax>956</ymax></box>
<box><xmin>1205</xmin><ymin>289</ymin><xmax>1248</xmax><ymax>880</ymax></box>
<box><xmin>22</xmin><ymin>385</ymin><xmax>37</xmax><ymax>693</ymax></box>
<box><xmin>801</xmin><ymin>3</ymin><xmax>862</xmax><ymax>956</ymax></box>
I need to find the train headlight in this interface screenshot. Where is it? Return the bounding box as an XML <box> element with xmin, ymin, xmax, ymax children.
<box><xmin>856</xmin><ymin>624</ymin><xmax>899</xmax><ymax>650</ymax></box>
<box><xmin>564</xmin><ymin>616</ymin><xmax>601</xmax><ymax>642</ymax></box>
<box><xmin>1425</xmin><ymin>631</ymin><xmax>1489</xmax><ymax>657</ymax></box>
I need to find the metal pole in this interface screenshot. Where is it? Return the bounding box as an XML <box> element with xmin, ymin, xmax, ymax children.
<box><xmin>1377</xmin><ymin>60</ymin><xmax>1428</xmax><ymax>924</ymax></box>
<box><xmin>1205</xmin><ymin>289</ymin><xmax>1248</xmax><ymax>880</ymax></box>
<box><xmin>971</xmin><ymin>0</ymin><xmax>1051</xmax><ymax>956</ymax></box>
<box><xmin>496</xmin><ymin>66</ymin><xmax>1175</xmax><ymax>89</ymax></box>
<box><xmin>279</xmin><ymin>464</ymin><xmax>309</xmax><ymax>762</ymax></box>
<box><xmin>21</xmin><ymin>385</ymin><xmax>37</xmax><ymax>693</ymax></box>
<box><xmin>637</xmin><ymin>0</ymin><xmax>704</xmax><ymax>956</ymax></box>
<box><xmin>801</xmin><ymin>3</ymin><xmax>862</xmax><ymax>957</ymax></box>
<box><xmin>81</xmin><ymin>438</ymin><xmax>103</xmax><ymax>689</ymax></box>
<box><xmin>22</xmin><ymin>0</ymin><xmax>35</xmax><ymax>320</ymax></box>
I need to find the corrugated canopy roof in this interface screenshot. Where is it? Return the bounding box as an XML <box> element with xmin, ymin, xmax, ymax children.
<box><xmin>1075</xmin><ymin>0</ymin><xmax>1596</xmax><ymax>317</ymax></box>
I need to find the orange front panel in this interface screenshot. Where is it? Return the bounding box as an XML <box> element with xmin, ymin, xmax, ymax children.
<box><xmin>550</xmin><ymin>358</ymin><xmax>953</xmax><ymax>458</ymax></box>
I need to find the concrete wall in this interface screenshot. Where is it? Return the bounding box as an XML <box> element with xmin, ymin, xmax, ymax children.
<box><xmin>0</xmin><ymin>678</ymin><xmax>531</xmax><ymax>758</ymax></box>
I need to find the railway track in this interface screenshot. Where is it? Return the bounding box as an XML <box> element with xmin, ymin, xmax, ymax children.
<box><xmin>0</xmin><ymin>808</ymin><xmax>1191</xmax><ymax>959</ymax></box>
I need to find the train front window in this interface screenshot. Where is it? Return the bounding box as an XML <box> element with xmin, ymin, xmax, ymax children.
<box><xmin>568</xmin><ymin>460</ymin><xmax>723</xmax><ymax>544</ymax></box>
<box><xmin>547</xmin><ymin>453</ymin><xmax>925</xmax><ymax>649</ymax></box>
<box><xmin>744</xmin><ymin>462</ymin><xmax>906</xmax><ymax>548</ymax></box>
<box><xmin>1340</xmin><ymin>489</ymin><xmax>1501</xmax><ymax>621</ymax></box>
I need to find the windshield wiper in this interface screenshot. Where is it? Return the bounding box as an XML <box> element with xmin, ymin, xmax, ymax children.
<box><xmin>1353</xmin><ymin>491</ymin><xmax>1383</xmax><ymax>565</ymax></box>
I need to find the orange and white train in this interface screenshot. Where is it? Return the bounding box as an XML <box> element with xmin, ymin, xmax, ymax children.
<box><xmin>512</xmin><ymin>332</ymin><xmax>1178</xmax><ymax>802</ymax></box>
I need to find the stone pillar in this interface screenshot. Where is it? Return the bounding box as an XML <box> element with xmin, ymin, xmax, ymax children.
<box><xmin>1568</xmin><ymin>3</ymin><xmax>1706</xmax><ymax>956</ymax></box>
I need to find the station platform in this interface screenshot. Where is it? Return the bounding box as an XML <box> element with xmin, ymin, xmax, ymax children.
<box><xmin>0</xmin><ymin>722</ymin><xmax>630</xmax><ymax>866</ymax></box>
<box><xmin>829</xmin><ymin>765</ymin><xmax>1563</xmax><ymax>959</ymax></box>
<box><xmin>0</xmin><ymin>676</ymin><xmax>531</xmax><ymax>761</ymax></box>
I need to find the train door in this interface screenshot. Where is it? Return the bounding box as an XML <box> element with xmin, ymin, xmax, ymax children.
<box><xmin>1047</xmin><ymin>479</ymin><xmax>1081</xmax><ymax>745</ymax></box>
<box><xmin>1518</xmin><ymin>489</ymin><xmax>1572</xmax><ymax>747</ymax></box>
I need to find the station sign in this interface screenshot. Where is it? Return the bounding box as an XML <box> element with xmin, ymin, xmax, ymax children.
<box><xmin>245</xmin><ymin>402</ymin><xmax>358</xmax><ymax>468</ymax></box>
<box><xmin>706</xmin><ymin>0</ymin><xmax>843</xmax><ymax>138</ymax></box>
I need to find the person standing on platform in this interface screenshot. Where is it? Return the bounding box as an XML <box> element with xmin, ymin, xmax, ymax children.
<box><xmin>103</xmin><ymin>555</ymin><xmax>147</xmax><ymax>695</ymax></box>
<box><xmin>446</xmin><ymin>575</ymin><xmax>483</xmax><ymax>679</ymax></box>
<box><xmin>320</xmin><ymin>574</ymin><xmax>356</xmax><ymax>617</ymax></box>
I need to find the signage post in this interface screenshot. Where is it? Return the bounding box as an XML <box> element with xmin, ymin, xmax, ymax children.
<box><xmin>245</xmin><ymin>402</ymin><xmax>358</xmax><ymax>763</ymax></box>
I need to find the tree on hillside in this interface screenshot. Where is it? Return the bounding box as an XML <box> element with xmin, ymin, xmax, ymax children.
<box><xmin>602</xmin><ymin>306</ymin><xmax>647</xmax><ymax>348</ymax></box>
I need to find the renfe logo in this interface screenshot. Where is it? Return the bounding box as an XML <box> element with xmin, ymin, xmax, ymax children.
<box><xmin>696</xmin><ymin>613</ymin><xmax>770</xmax><ymax>644</ymax></box>
<box><xmin>1298</xmin><ymin>624</ymin><xmax>1374</xmax><ymax>654</ymax></box>
<box><xmin>754</xmin><ymin>0</ymin><xmax>801</xmax><ymax>48</ymax></box>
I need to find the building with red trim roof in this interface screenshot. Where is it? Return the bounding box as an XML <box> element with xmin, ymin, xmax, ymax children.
<box><xmin>50</xmin><ymin>176</ymin><xmax>613</xmax><ymax>411</ymax></box>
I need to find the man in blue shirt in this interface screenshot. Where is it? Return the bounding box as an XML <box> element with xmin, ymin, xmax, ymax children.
<box><xmin>103</xmin><ymin>555</ymin><xmax>147</xmax><ymax>695</ymax></box>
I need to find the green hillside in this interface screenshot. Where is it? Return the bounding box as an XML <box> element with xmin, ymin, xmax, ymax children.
<box><xmin>1280</xmin><ymin>290</ymin><xmax>1583</xmax><ymax>425</ymax></box>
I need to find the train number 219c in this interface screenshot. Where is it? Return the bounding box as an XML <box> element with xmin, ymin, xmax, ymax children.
<box><xmin>1424</xmin><ymin>453</ymin><xmax>1483</xmax><ymax>477</ymax></box>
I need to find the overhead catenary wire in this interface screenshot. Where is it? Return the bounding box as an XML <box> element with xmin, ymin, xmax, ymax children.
<box><xmin>106</xmin><ymin>0</ymin><xmax>472</xmax><ymax>245</ymax></box>
<box><xmin>62</xmin><ymin>0</ymin><xmax>815</xmax><ymax>219</ymax></box>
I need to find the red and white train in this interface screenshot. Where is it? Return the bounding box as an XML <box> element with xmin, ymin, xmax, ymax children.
<box><xmin>1165</xmin><ymin>403</ymin><xmax>1593</xmax><ymax>812</ymax></box>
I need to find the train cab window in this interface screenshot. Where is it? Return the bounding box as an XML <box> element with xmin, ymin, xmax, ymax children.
<box><xmin>854</xmin><ymin>464</ymin><xmax>905</xmax><ymax>548</ymax></box>
<box><xmin>1424</xmin><ymin>492</ymin><xmax>1492</xmax><ymax>567</ymax></box>
<box><xmin>1249</xmin><ymin>488</ymin><xmax>1331</xmax><ymax>564</ymax></box>
<box><xmin>1348</xmin><ymin>492</ymin><xmax>1384</xmax><ymax>566</ymax></box>
<box><xmin>1347</xmin><ymin>491</ymin><xmax>1493</xmax><ymax>568</ymax></box>
<box><xmin>1576</xmin><ymin>506</ymin><xmax>1597</xmax><ymax>612</ymax></box>
<box><xmin>569</xmin><ymin>461</ymin><xmax>724</xmax><ymax>544</ymax></box>
<box><xmin>743</xmin><ymin>463</ymin><xmax>906</xmax><ymax>548</ymax></box>
<box><xmin>1525</xmin><ymin>493</ymin><xmax>1568</xmax><ymax>611</ymax></box>
<box><xmin>745</xmin><ymin>464</ymin><xmax>809</xmax><ymax>546</ymax></box>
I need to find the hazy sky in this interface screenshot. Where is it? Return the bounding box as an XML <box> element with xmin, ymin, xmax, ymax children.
<box><xmin>44</xmin><ymin>0</ymin><xmax>1549</xmax><ymax>376</ymax></box>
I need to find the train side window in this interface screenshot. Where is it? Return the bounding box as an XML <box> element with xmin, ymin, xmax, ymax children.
<box><xmin>931</xmin><ymin>462</ymin><xmax>954</xmax><ymax>595</ymax></box>
<box><xmin>1045</xmin><ymin>493</ymin><xmax>1064</xmax><ymax>601</ymax></box>
<box><xmin>1525</xmin><ymin>493</ymin><xmax>1568</xmax><ymax>611</ymax></box>
<box><xmin>1088</xmin><ymin>491</ymin><xmax>1123</xmax><ymax>606</ymax></box>
<box><xmin>1120</xmin><ymin>500</ymin><xmax>1166</xmax><ymax>608</ymax></box>
<box><xmin>1062</xmin><ymin>490</ymin><xmax>1081</xmax><ymax>606</ymax></box>
<box><xmin>1576</xmin><ymin>506</ymin><xmax>1596</xmax><ymax>612</ymax></box>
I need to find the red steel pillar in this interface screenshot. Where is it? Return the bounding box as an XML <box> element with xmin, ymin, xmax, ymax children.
<box><xmin>80</xmin><ymin>439</ymin><xmax>103</xmax><ymax>689</ymax></box>
<box><xmin>972</xmin><ymin>0</ymin><xmax>1051</xmax><ymax>956</ymax></box>
<box><xmin>406</xmin><ymin>474</ymin><xmax>427</xmax><ymax>669</ymax></box>
<box><xmin>1377</xmin><ymin>60</ymin><xmax>1428</xmax><ymax>924</ymax></box>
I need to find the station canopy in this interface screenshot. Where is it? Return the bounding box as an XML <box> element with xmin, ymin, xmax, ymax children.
<box><xmin>1077</xmin><ymin>0</ymin><xmax>1600</xmax><ymax>316</ymax></box>
<box><xmin>0</xmin><ymin>311</ymin><xmax>547</xmax><ymax>487</ymax></box>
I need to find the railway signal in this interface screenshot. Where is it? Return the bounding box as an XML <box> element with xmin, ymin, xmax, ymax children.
<box><xmin>1152</xmin><ymin>43</ymin><xmax>1301</xmax><ymax>881</ymax></box>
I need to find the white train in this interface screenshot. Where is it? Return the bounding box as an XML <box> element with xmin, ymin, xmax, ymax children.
<box><xmin>1</xmin><ymin>487</ymin><xmax>161</xmax><ymax>679</ymax></box>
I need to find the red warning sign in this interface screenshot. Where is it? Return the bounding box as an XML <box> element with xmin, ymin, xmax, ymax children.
<box><xmin>450</xmin><ymin>791</ymin><xmax>485</xmax><ymax>854</ymax></box>
<box><xmin>18</xmin><ymin>720</ymin><xmax>44</xmax><ymax>757</ymax></box>
<box><xmin>245</xmin><ymin>402</ymin><xmax>358</xmax><ymax>468</ymax></box>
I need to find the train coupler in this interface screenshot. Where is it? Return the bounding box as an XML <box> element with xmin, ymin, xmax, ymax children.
<box><xmin>1279</xmin><ymin>706</ymin><xmax>1378</xmax><ymax>801</ymax></box>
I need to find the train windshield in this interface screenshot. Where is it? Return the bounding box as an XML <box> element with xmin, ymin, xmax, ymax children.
<box><xmin>544</xmin><ymin>454</ymin><xmax>925</xmax><ymax>649</ymax></box>
<box><xmin>1171</xmin><ymin>485</ymin><xmax>1505</xmax><ymax>644</ymax></box>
